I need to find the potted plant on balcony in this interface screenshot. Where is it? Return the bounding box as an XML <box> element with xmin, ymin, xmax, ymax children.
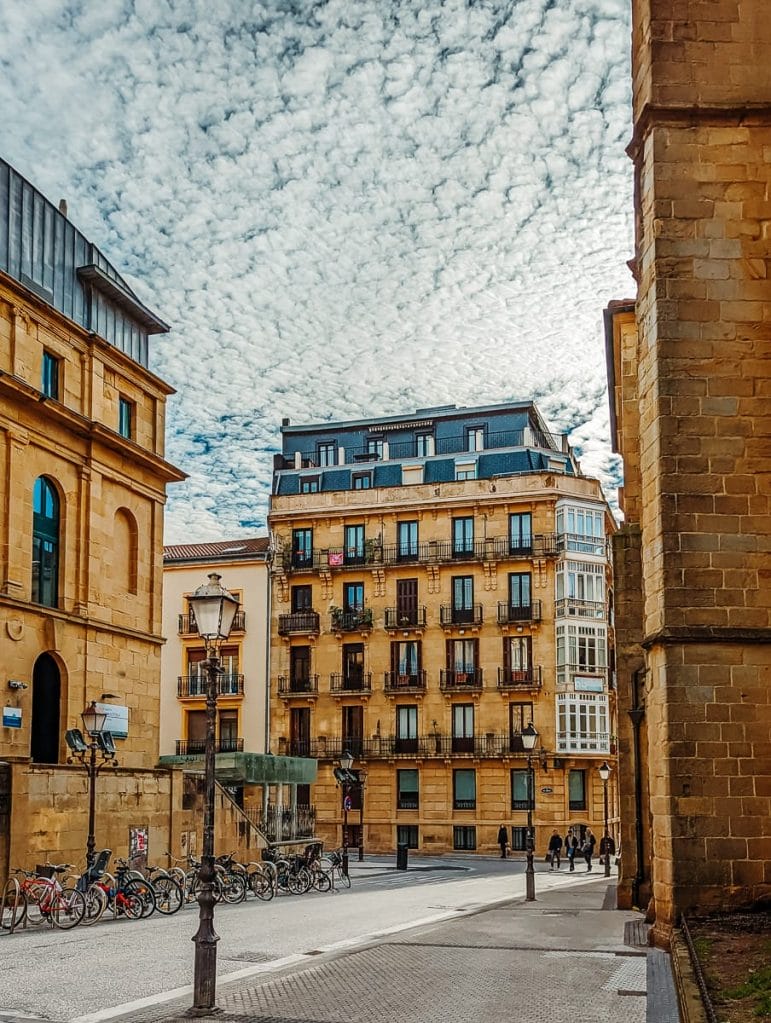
<box><xmin>329</xmin><ymin>605</ymin><xmax>344</xmax><ymax>630</ymax></box>
<box><xmin>365</xmin><ymin>537</ymin><xmax>383</xmax><ymax>564</ymax></box>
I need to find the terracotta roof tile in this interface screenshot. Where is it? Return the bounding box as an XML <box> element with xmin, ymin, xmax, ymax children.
<box><xmin>164</xmin><ymin>537</ymin><xmax>269</xmax><ymax>562</ymax></box>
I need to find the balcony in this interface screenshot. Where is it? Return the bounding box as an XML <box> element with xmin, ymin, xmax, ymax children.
<box><xmin>440</xmin><ymin>669</ymin><xmax>483</xmax><ymax>692</ymax></box>
<box><xmin>440</xmin><ymin>605</ymin><xmax>483</xmax><ymax>628</ymax></box>
<box><xmin>384</xmin><ymin>670</ymin><xmax>427</xmax><ymax>694</ymax></box>
<box><xmin>556</xmin><ymin>731</ymin><xmax>611</xmax><ymax>754</ymax></box>
<box><xmin>290</xmin><ymin>551</ymin><xmax>314</xmax><ymax>570</ymax></box>
<box><xmin>496</xmin><ymin>600</ymin><xmax>542</xmax><ymax>625</ymax></box>
<box><xmin>177</xmin><ymin>674</ymin><xmax>245</xmax><ymax>698</ymax></box>
<box><xmin>178</xmin><ymin>610</ymin><xmax>246</xmax><ymax>635</ymax></box>
<box><xmin>556</xmin><ymin>533</ymin><xmax>607</xmax><ymax>557</ymax></box>
<box><xmin>277</xmin><ymin>674</ymin><xmax>319</xmax><ymax>698</ymax></box>
<box><xmin>554</xmin><ymin>598</ymin><xmax>606</xmax><ymax>620</ymax></box>
<box><xmin>329</xmin><ymin>672</ymin><xmax>372</xmax><ymax>695</ymax></box>
<box><xmin>175</xmin><ymin>738</ymin><xmax>244</xmax><ymax>756</ymax></box>
<box><xmin>397</xmin><ymin>794</ymin><xmax>419</xmax><ymax>810</ymax></box>
<box><xmin>306</xmin><ymin>732</ymin><xmax>541</xmax><ymax>760</ymax></box>
<box><xmin>384</xmin><ymin>606</ymin><xmax>427</xmax><ymax>630</ymax></box>
<box><xmin>497</xmin><ymin>666</ymin><xmax>543</xmax><ymax>690</ymax></box>
<box><xmin>331</xmin><ymin>608</ymin><xmax>373</xmax><ymax>632</ymax></box>
<box><xmin>278</xmin><ymin>611</ymin><xmax>321</xmax><ymax>635</ymax></box>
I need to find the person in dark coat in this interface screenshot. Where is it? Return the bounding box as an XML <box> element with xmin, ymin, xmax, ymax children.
<box><xmin>599</xmin><ymin>833</ymin><xmax>616</xmax><ymax>867</ymax></box>
<box><xmin>547</xmin><ymin>830</ymin><xmax>563</xmax><ymax>869</ymax></box>
<box><xmin>497</xmin><ymin>824</ymin><xmax>509</xmax><ymax>859</ymax></box>
<box><xmin>583</xmin><ymin>829</ymin><xmax>597</xmax><ymax>871</ymax></box>
<box><xmin>566</xmin><ymin>828</ymin><xmax>578</xmax><ymax>871</ymax></box>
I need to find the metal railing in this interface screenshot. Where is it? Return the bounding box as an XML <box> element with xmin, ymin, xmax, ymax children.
<box><xmin>440</xmin><ymin>605</ymin><xmax>483</xmax><ymax>627</ymax></box>
<box><xmin>175</xmin><ymin>738</ymin><xmax>244</xmax><ymax>756</ymax></box>
<box><xmin>178</xmin><ymin>610</ymin><xmax>246</xmax><ymax>634</ymax></box>
<box><xmin>277</xmin><ymin>674</ymin><xmax>319</xmax><ymax>697</ymax></box>
<box><xmin>177</xmin><ymin>674</ymin><xmax>245</xmax><ymax>697</ymax></box>
<box><xmin>384</xmin><ymin>606</ymin><xmax>427</xmax><ymax>629</ymax></box>
<box><xmin>331</xmin><ymin>609</ymin><xmax>373</xmax><ymax>632</ymax></box>
<box><xmin>496</xmin><ymin>600</ymin><xmax>542</xmax><ymax>624</ymax></box>
<box><xmin>329</xmin><ymin>672</ymin><xmax>372</xmax><ymax>694</ymax></box>
<box><xmin>304</xmin><ymin>732</ymin><xmax>538</xmax><ymax>760</ymax></box>
<box><xmin>243</xmin><ymin>804</ymin><xmax>317</xmax><ymax>844</ymax></box>
<box><xmin>384</xmin><ymin>670</ymin><xmax>427</xmax><ymax>693</ymax></box>
<box><xmin>497</xmin><ymin>666</ymin><xmax>543</xmax><ymax>689</ymax></box>
<box><xmin>439</xmin><ymin>669</ymin><xmax>483</xmax><ymax>691</ymax></box>
<box><xmin>277</xmin><ymin>611</ymin><xmax>321</xmax><ymax>635</ymax></box>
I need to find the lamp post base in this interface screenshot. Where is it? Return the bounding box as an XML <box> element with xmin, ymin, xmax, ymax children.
<box><xmin>604</xmin><ymin>857</ymin><xmax>611</xmax><ymax>878</ymax></box>
<box><xmin>525</xmin><ymin>851</ymin><xmax>535</xmax><ymax>902</ymax></box>
<box><xmin>192</xmin><ymin>870</ymin><xmax>219</xmax><ymax>1013</ymax></box>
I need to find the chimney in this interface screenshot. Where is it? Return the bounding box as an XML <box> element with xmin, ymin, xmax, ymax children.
<box><xmin>58</xmin><ymin>199</ymin><xmax>68</xmax><ymax>217</ymax></box>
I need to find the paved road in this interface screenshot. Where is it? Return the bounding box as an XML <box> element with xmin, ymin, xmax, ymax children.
<box><xmin>0</xmin><ymin>856</ymin><xmax>553</xmax><ymax>1023</ymax></box>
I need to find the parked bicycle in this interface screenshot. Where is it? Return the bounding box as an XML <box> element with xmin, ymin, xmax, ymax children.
<box><xmin>1</xmin><ymin>864</ymin><xmax>86</xmax><ymax>930</ymax></box>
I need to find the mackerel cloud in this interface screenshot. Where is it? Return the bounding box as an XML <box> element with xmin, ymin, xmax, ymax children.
<box><xmin>0</xmin><ymin>0</ymin><xmax>634</xmax><ymax>541</ymax></box>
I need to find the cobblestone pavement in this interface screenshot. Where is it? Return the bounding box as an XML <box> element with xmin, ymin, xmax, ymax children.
<box><xmin>84</xmin><ymin>877</ymin><xmax>678</xmax><ymax>1023</ymax></box>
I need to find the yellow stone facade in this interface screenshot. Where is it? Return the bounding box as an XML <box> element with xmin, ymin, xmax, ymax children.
<box><xmin>607</xmin><ymin>0</ymin><xmax>771</xmax><ymax>941</ymax></box>
<box><xmin>269</xmin><ymin>440</ymin><xmax>618</xmax><ymax>857</ymax></box>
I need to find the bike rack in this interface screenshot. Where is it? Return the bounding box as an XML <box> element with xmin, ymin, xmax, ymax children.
<box><xmin>1</xmin><ymin>877</ymin><xmax>23</xmax><ymax>934</ymax></box>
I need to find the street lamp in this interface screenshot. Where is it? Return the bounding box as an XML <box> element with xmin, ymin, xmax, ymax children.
<box><xmin>599</xmin><ymin>760</ymin><xmax>612</xmax><ymax>878</ymax></box>
<box><xmin>340</xmin><ymin>749</ymin><xmax>353</xmax><ymax>877</ymax></box>
<box><xmin>187</xmin><ymin>572</ymin><xmax>239</xmax><ymax>1016</ymax></box>
<box><xmin>521</xmin><ymin>722</ymin><xmax>538</xmax><ymax>902</ymax></box>
<box><xmin>65</xmin><ymin>702</ymin><xmax>117</xmax><ymax>868</ymax></box>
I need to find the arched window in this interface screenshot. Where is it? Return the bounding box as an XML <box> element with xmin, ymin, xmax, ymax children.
<box><xmin>32</xmin><ymin>476</ymin><xmax>60</xmax><ymax>606</ymax></box>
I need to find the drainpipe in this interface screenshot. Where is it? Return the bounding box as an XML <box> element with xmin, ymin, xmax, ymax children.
<box><xmin>629</xmin><ymin>667</ymin><xmax>646</xmax><ymax>908</ymax></box>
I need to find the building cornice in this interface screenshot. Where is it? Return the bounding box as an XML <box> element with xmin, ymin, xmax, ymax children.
<box><xmin>642</xmin><ymin>626</ymin><xmax>771</xmax><ymax>649</ymax></box>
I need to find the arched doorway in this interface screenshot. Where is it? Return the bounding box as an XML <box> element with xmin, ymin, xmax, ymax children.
<box><xmin>31</xmin><ymin>653</ymin><xmax>61</xmax><ymax>763</ymax></box>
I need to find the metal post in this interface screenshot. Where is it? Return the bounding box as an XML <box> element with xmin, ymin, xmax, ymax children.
<box><xmin>192</xmin><ymin>651</ymin><xmax>220</xmax><ymax>1014</ymax></box>
<box><xmin>86</xmin><ymin>743</ymin><xmax>97</xmax><ymax>868</ymax></box>
<box><xmin>603</xmin><ymin>776</ymin><xmax>611</xmax><ymax>878</ymax></box>
<box><xmin>342</xmin><ymin>784</ymin><xmax>349</xmax><ymax>877</ymax></box>
<box><xmin>358</xmin><ymin>780</ymin><xmax>365</xmax><ymax>861</ymax></box>
<box><xmin>525</xmin><ymin>753</ymin><xmax>535</xmax><ymax>901</ymax></box>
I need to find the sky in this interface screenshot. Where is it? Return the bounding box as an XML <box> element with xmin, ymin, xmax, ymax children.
<box><xmin>1</xmin><ymin>0</ymin><xmax>635</xmax><ymax>543</ymax></box>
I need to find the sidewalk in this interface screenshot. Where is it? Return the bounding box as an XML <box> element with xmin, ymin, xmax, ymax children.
<box><xmin>96</xmin><ymin>869</ymin><xmax>681</xmax><ymax>1023</ymax></box>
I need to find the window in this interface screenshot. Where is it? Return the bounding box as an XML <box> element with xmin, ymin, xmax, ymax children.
<box><xmin>343</xmin><ymin>582</ymin><xmax>364</xmax><ymax>612</ymax></box>
<box><xmin>352</xmin><ymin>472</ymin><xmax>371</xmax><ymax>490</ymax></box>
<box><xmin>556</xmin><ymin>505</ymin><xmax>605</xmax><ymax>554</ymax></box>
<box><xmin>451</xmin><ymin>576</ymin><xmax>474</xmax><ymax>623</ymax></box>
<box><xmin>292</xmin><ymin>528</ymin><xmax>313</xmax><ymax>568</ymax></box>
<box><xmin>398</xmin><ymin>825</ymin><xmax>419</xmax><ymax>849</ymax></box>
<box><xmin>556</xmin><ymin>560</ymin><xmax>605</xmax><ymax>617</ymax></box>
<box><xmin>401</xmin><ymin>464</ymin><xmax>424</xmax><ymax>485</ymax></box>
<box><xmin>317</xmin><ymin>442</ymin><xmax>336</xmax><ymax>467</ymax></box>
<box><xmin>453</xmin><ymin>769</ymin><xmax>476</xmax><ymax>810</ymax></box>
<box><xmin>448</xmin><ymin>638</ymin><xmax>478</xmax><ymax>675</ymax></box>
<box><xmin>290</xmin><ymin>706</ymin><xmax>311</xmax><ymax>757</ymax></box>
<box><xmin>344</xmin><ymin>524</ymin><xmax>365</xmax><ymax>565</ymax></box>
<box><xmin>392</xmin><ymin>640</ymin><xmax>421</xmax><ymax>681</ymax></box>
<box><xmin>455</xmin><ymin>460</ymin><xmax>477</xmax><ymax>481</ymax></box>
<box><xmin>290</xmin><ymin>647</ymin><xmax>311</xmax><ymax>691</ymax></box>
<box><xmin>367</xmin><ymin>438</ymin><xmax>384</xmax><ymax>459</ymax></box>
<box><xmin>557</xmin><ymin>693</ymin><xmax>610</xmax><ymax>753</ymax></box>
<box><xmin>452</xmin><ymin>704</ymin><xmax>474</xmax><ymax>753</ymax></box>
<box><xmin>415</xmin><ymin>432</ymin><xmax>433</xmax><ymax>457</ymax></box>
<box><xmin>397</xmin><ymin>769</ymin><xmax>419</xmax><ymax>810</ymax></box>
<box><xmin>503</xmin><ymin>636</ymin><xmax>532</xmax><ymax>683</ymax></box>
<box><xmin>31</xmin><ymin>476</ymin><xmax>59</xmax><ymax>607</ymax></box>
<box><xmin>511</xmin><ymin>768</ymin><xmax>532</xmax><ymax>811</ymax></box>
<box><xmin>509</xmin><ymin>513</ymin><xmax>532</xmax><ymax>554</ymax></box>
<box><xmin>510</xmin><ymin>826</ymin><xmax>528</xmax><ymax>852</ymax></box>
<box><xmin>118</xmin><ymin>396</ymin><xmax>133</xmax><ymax>439</ymax></box>
<box><xmin>466</xmin><ymin>426</ymin><xmax>485</xmax><ymax>452</ymax></box>
<box><xmin>508</xmin><ymin>572</ymin><xmax>531</xmax><ymax>611</ymax></box>
<box><xmin>291</xmin><ymin>585</ymin><xmax>312</xmax><ymax>612</ymax></box>
<box><xmin>452</xmin><ymin>517</ymin><xmax>474</xmax><ymax>557</ymax></box>
<box><xmin>300</xmin><ymin>476</ymin><xmax>319</xmax><ymax>494</ymax></box>
<box><xmin>218</xmin><ymin>710</ymin><xmax>238</xmax><ymax>748</ymax></box>
<box><xmin>453</xmin><ymin>826</ymin><xmax>476</xmax><ymax>850</ymax></box>
<box><xmin>569</xmin><ymin>769</ymin><xmax>587</xmax><ymax>811</ymax></box>
<box><xmin>342</xmin><ymin>643</ymin><xmax>364</xmax><ymax>689</ymax></box>
<box><xmin>509</xmin><ymin>702</ymin><xmax>534</xmax><ymax>752</ymax></box>
<box><xmin>42</xmin><ymin>351</ymin><xmax>60</xmax><ymax>399</ymax></box>
<box><xmin>397</xmin><ymin>520</ymin><xmax>418</xmax><ymax>559</ymax></box>
<box><xmin>556</xmin><ymin>623</ymin><xmax>608</xmax><ymax>683</ymax></box>
<box><xmin>396</xmin><ymin>578</ymin><xmax>419</xmax><ymax>625</ymax></box>
<box><xmin>342</xmin><ymin>705</ymin><xmax>363</xmax><ymax>758</ymax></box>
<box><xmin>396</xmin><ymin>705</ymin><xmax>418</xmax><ymax>753</ymax></box>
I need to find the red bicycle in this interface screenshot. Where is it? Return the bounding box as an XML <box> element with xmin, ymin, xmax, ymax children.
<box><xmin>1</xmin><ymin>864</ymin><xmax>86</xmax><ymax>930</ymax></box>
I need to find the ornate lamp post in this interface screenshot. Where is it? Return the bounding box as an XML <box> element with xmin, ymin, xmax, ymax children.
<box><xmin>599</xmin><ymin>760</ymin><xmax>612</xmax><ymax>878</ymax></box>
<box><xmin>187</xmin><ymin>572</ymin><xmax>239</xmax><ymax>1016</ymax></box>
<box><xmin>65</xmin><ymin>702</ymin><xmax>118</xmax><ymax>868</ymax></box>
<box><xmin>522</xmin><ymin>722</ymin><xmax>538</xmax><ymax>902</ymax></box>
<box><xmin>339</xmin><ymin>749</ymin><xmax>353</xmax><ymax>877</ymax></box>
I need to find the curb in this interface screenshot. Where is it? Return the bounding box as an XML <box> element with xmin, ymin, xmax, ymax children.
<box><xmin>671</xmin><ymin>931</ymin><xmax>708</xmax><ymax>1023</ymax></box>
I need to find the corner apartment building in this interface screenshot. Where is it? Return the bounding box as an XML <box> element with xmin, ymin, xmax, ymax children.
<box><xmin>268</xmin><ymin>402</ymin><xmax>617</xmax><ymax>855</ymax></box>
<box><xmin>0</xmin><ymin>157</ymin><xmax>185</xmax><ymax>870</ymax></box>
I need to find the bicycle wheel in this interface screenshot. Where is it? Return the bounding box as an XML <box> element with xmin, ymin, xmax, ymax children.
<box><xmin>311</xmin><ymin>866</ymin><xmax>332</xmax><ymax>892</ymax></box>
<box><xmin>153</xmin><ymin>876</ymin><xmax>183</xmax><ymax>915</ymax></box>
<box><xmin>120</xmin><ymin>891</ymin><xmax>145</xmax><ymax>920</ymax></box>
<box><xmin>50</xmin><ymin>888</ymin><xmax>86</xmax><ymax>929</ymax></box>
<box><xmin>219</xmin><ymin>872</ymin><xmax>247</xmax><ymax>904</ymax></box>
<box><xmin>337</xmin><ymin>866</ymin><xmax>351</xmax><ymax>889</ymax></box>
<box><xmin>0</xmin><ymin>882</ymin><xmax>26</xmax><ymax>929</ymax></box>
<box><xmin>249</xmin><ymin>868</ymin><xmax>275</xmax><ymax>902</ymax></box>
<box><xmin>23</xmin><ymin>882</ymin><xmax>50</xmax><ymax>926</ymax></box>
<box><xmin>81</xmin><ymin>883</ymin><xmax>108</xmax><ymax>925</ymax></box>
<box><xmin>123</xmin><ymin>878</ymin><xmax>156</xmax><ymax>917</ymax></box>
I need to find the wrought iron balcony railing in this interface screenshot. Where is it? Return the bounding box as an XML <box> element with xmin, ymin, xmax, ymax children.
<box><xmin>278</xmin><ymin>610</ymin><xmax>321</xmax><ymax>635</ymax></box>
<box><xmin>175</xmin><ymin>737</ymin><xmax>244</xmax><ymax>756</ymax></box>
<box><xmin>384</xmin><ymin>606</ymin><xmax>427</xmax><ymax>629</ymax></box>
<box><xmin>496</xmin><ymin>666</ymin><xmax>543</xmax><ymax>690</ymax></box>
<box><xmin>439</xmin><ymin>668</ymin><xmax>483</xmax><ymax>691</ymax></box>
<box><xmin>331</xmin><ymin>608</ymin><xmax>373</xmax><ymax>632</ymax></box>
<box><xmin>277</xmin><ymin>674</ymin><xmax>319</xmax><ymax>697</ymax></box>
<box><xmin>304</xmin><ymin>732</ymin><xmax>540</xmax><ymax>760</ymax></box>
<box><xmin>178</xmin><ymin>610</ymin><xmax>246</xmax><ymax>635</ymax></box>
<box><xmin>440</xmin><ymin>605</ymin><xmax>483</xmax><ymax>627</ymax></box>
<box><xmin>383</xmin><ymin>670</ymin><xmax>427</xmax><ymax>693</ymax></box>
<box><xmin>496</xmin><ymin>600</ymin><xmax>542</xmax><ymax>624</ymax></box>
<box><xmin>177</xmin><ymin>674</ymin><xmax>245</xmax><ymax>698</ymax></box>
<box><xmin>329</xmin><ymin>672</ymin><xmax>372</xmax><ymax>694</ymax></box>
<box><xmin>397</xmin><ymin>795</ymin><xmax>419</xmax><ymax>810</ymax></box>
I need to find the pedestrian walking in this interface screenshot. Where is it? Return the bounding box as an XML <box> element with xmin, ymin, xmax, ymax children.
<box><xmin>599</xmin><ymin>833</ymin><xmax>616</xmax><ymax>868</ymax></box>
<box><xmin>547</xmin><ymin>829</ymin><xmax>563</xmax><ymax>870</ymax></box>
<box><xmin>497</xmin><ymin>824</ymin><xmax>509</xmax><ymax>859</ymax></box>
<box><xmin>583</xmin><ymin>829</ymin><xmax>596</xmax><ymax>871</ymax></box>
<box><xmin>566</xmin><ymin>828</ymin><xmax>578</xmax><ymax>871</ymax></box>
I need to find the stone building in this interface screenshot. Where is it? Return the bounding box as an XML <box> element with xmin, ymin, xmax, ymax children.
<box><xmin>268</xmin><ymin>402</ymin><xmax>618</xmax><ymax>856</ymax></box>
<box><xmin>606</xmin><ymin>1</ymin><xmax>771</xmax><ymax>942</ymax></box>
<box><xmin>0</xmin><ymin>156</ymin><xmax>185</xmax><ymax>873</ymax></box>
